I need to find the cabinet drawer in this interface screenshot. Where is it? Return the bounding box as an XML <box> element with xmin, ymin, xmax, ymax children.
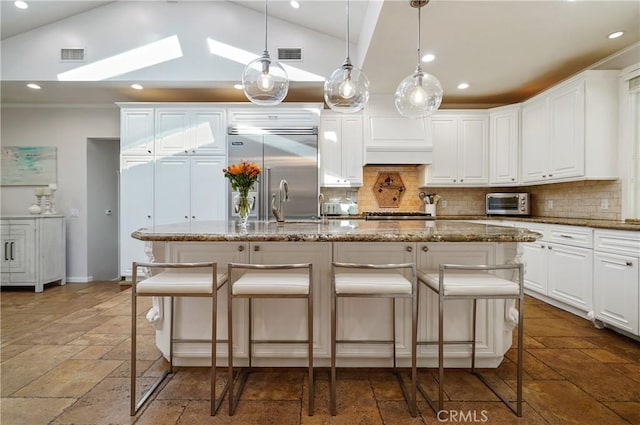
<box><xmin>546</xmin><ymin>225</ymin><xmax>592</xmax><ymax>248</ymax></box>
<box><xmin>594</xmin><ymin>229</ymin><xmax>640</xmax><ymax>257</ymax></box>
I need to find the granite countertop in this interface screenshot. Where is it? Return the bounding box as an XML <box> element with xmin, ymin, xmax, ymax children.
<box><xmin>132</xmin><ymin>220</ymin><xmax>541</xmax><ymax>243</ymax></box>
<box><xmin>435</xmin><ymin>215</ymin><xmax>640</xmax><ymax>231</ymax></box>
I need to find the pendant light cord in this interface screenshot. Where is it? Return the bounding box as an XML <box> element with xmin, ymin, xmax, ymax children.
<box><xmin>263</xmin><ymin>0</ymin><xmax>269</xmax><ymax>54</ymax></box>
<box><xmin>345</xmin><ymin>0</ymin><xmax>350</xmax><ymax>62</ymax></box>
<box><xmin>416</xmin><ymin>4</ymin><xmax>422</xmax><ymax>70</ymax></box>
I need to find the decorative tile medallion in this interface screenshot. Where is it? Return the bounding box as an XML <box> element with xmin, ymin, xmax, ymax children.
<box><xmin>373</xmin><ymin>172</ymin><xmax>405</xmax><ymax>208</ymax></box>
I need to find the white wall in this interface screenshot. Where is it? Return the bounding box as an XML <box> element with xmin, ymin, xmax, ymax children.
<box><xmin>1</xmin><ymin>105</ymin><xmax>120</xmax><ymax>281</ymax></box>
<box><xmin>87</xmin><ymin>138</ymin><xmax>119</xmax><ymax>281</ymax></box>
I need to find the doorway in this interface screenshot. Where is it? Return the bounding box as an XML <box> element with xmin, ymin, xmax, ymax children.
<box><xmin>87</xmin><ymin>138</ymin><xmax>120</xmax><ymax>281</ymax></box>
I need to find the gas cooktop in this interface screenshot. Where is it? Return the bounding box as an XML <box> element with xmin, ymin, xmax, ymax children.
<box><xmin>363</xmin><ymin>212</ymin><xmax>435</xmax><ymax>220</ymax></box>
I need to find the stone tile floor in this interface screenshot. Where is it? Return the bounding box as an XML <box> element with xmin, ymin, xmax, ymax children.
<box><xmin>1</xmin><ymin>282</ymin><xmax>638</xmax><ymax>424</ymax></box>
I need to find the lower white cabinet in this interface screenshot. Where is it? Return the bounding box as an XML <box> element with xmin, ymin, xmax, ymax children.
<box><xmin>1</xmin><ymin>215</ymin><xmax>65</xmax><ymax>292</ymax></box>
<box><xmin>593</xmin><ymin>230</ymin><xmax>640</xmax><ymax>335</ymax></box>
<box><xmin>516</xmin><ymin>223</ymin><xmax>594</xmax><ymax>314</ymax></box>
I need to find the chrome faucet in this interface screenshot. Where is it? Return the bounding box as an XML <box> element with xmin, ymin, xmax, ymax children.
<box><xmin>318</xmin><ymin>193</ymin><xmax>326</xmax><ymax>222</ymax></box>
<box><xmin>271</xmin><ymin>179</ymin><xmax>289</xmax><ymax>222</ymax></box>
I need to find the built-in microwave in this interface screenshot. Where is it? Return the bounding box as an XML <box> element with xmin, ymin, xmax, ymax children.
<box><xmin>486</xmin><ymin>193</ymin><xmax>530</xmax><ymax>216</ymax></box>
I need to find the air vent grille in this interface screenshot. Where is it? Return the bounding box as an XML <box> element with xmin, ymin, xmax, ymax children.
<box><xmin>629</xmin><ymin>75</ymin><xmax>640</xmax><ymax>92</ymax></box>
<box><xmin>277</xmin><ymin>47</ymin><xmax>302</xmax><ymax>61</ymax></box>
<box><xmin>60</xmin><ymin>48</ymin><xmax>85</xmax><ymax>62</ymax></box>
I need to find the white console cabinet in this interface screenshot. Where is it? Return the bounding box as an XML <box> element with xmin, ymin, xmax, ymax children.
<box><xmin>1</xmin><ymin>215</ymin><xmax>65</xmax><ymax>292</ymax></box>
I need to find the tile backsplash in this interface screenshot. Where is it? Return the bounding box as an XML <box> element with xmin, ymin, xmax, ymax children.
<box><xmin>322</xmin><ymin>165</ymin><xmax>623</xmax><ymax>220</ymax></box>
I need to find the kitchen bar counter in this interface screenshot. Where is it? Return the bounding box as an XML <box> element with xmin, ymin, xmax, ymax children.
<box><xmin>437</xmin><ymin>215</ymin><xmax>640</xmax><ymax>231</ymax></box>
<box><xmin>132</xmin><ymin>219</ymin><xmax>541</xmax><ymax>243</ymax></box>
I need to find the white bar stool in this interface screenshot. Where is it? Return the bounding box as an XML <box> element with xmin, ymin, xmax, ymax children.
<box><xmin>331</xmin><ymin>262</ymin><xmax>418</xmax><ymax>417</ymax></box>
<box><xmin>416</xmin><ymin>263</ymin><xmax>524</xmax><ymax>416</ymax></box>
<box><xmin>227</xmin><ymin>262</ymin><xmax>314</xmax><ymax>416</ymax></box>
<box><xmin>130</xmin><ymin>261</ymin><xmax>228</xmax><ymax>416</ymax></box>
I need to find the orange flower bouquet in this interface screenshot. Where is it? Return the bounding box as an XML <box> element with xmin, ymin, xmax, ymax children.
<box><xmin>223</xmin><ymin>161</ymin><xmax>261</xmax><ymax>226</ymax></box>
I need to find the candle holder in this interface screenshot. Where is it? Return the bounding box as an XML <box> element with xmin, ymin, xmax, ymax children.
<box><xmin>43</xmin><ymin>195</ymin><xmax>53</xmax><ymax>214</ymax></box>
<box><xmin>48</xmin><ymin>187</ymin><xmax>57</xmax><ymax>214</ymax></box>
<box><xmin>35</xmin><ymin>194</ymin><xmax>45</xmax><ymax>209</ymax></box>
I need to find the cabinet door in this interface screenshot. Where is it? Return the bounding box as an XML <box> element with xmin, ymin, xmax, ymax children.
<box><xmin>155</xmin><ymin>109</ymin><xmax>190</xmax><ymax>156</ymax></box>
<box><xmin>190</xmin><ymin>156</ymin><xmax>226</xmax><ymax>222</ymax></box>
<box><xmin>429</xmin><ymin>117</ymin><xmax>458</xmax><ymax>184</ymax></box>
<box><xmin>191</xmin><ymin>109</ymin><xmax>226</xmax><ymax>155</ymax></box>
<box><xmin>547</xmin><ymin>243</ymin><xmax>593</xmax><ymax>312</ymax></box>
<box><xmin>490</xmin><ymin>108</ymin><xmax>519</xmax><ymax>184</ymax></box>
<box><xmin>121</xmin><ymin>109</ymin><xmax>154</xmax><ymax>155</ymax></box>
<box><xmin>120</xmin><ymin>156</ymin><xmax>154</xmax><ymax>277</ymax></box>
<box><xmin>154</xmin><ymin>156</ymin><xmax>190</xmax><ymax>225</ymax></box>
<box><xmin>594</xmin><ymin>252</ymin><xmax>638</xmax><ymax>335</ymax></box>
<box><xmin>521</xmin><ymin>241</ymin><xmax>548</xmax><ymax>294</ymax></box>
<box><xmin>521</xmin><ymin>97</ymin><xmax>549</xmax><ymax>182</ymax></box>
<box><xmin>319</xmin><ymin>115</ymin><xmax>343</xmax><ymax>186</ymax></box>
<box><xmin>248</xmin><ymin>242</ymin><xmax>332</xmax><ymax>358</ymax></box>
<box><xmin>548</xmin><ymin>81</ymin><xmax>585</xmax><ymax>180</ymax></box>
<box><xmin>0</xmin><ymin>222</ymin><xmax>36</xmax><ymax>283</ymax></box>
<box><xmin>458</xmin><ymin>116</ymin><xmax>488</xmax><ymax>184</ymax></box>
<box><xmin>333</xmin><ymin>242</ymin><xmax>416</xmax><ymax>358</ymax></box>
<box><xmin>341</xmin><ymin>114</ymin><xmax>364</xmax><ymax>185</ymax></box>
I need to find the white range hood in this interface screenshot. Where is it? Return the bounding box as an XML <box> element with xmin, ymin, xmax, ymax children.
<box><xmin>364</xmin><ymin>95</ymin><xmax>433</xmax><ymax>165</ymax></box>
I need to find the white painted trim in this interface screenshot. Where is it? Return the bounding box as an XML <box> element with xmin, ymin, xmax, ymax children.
<box><xmin>65</xmin><ymin>276</ymin><xmax>94</xmax><ymax>283</ymax></box>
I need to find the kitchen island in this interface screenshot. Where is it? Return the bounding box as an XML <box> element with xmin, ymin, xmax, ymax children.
<box><xmin>133</xmin><ymin>220</ymin><xmax>540</xmax><ymax>368</ymax></box>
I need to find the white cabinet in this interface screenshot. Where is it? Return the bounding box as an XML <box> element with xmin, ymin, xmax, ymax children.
<box><xmin>121</xmin><ymin>108</ymin><xmax>154</xmax><ymax>155</ymax></box>
<box><xmin>154</xmin><ymin>156</ymin><xmax>227</xmax><ymax>226</ymax></box>
<box><xmin>425</xmin><ymin>111</ymin><xmax>489</xmax><ymax>186</ymax></box>
<box><xmin>155</xmin><ymin>108</ymin><xmax>225</xmax><ymax>156</ymax></box>
<box><xmin>593</xmin><ymin>230</ymin><xmax>640</xmax><ymax>335</ymax></box>
<box><xmin>521</xmin><ymin>70</ymin><xmax>618</xmax><ymax>184</ymax></box>
<box><xmin>489</xmin><ymin>105</ymin><xmax>520</xmax><ymax>185</ymax></box>
<box><xmin>319</xmin><ymin>112</ymin><xmax>363</xmax><ymax>187</ymax></box>
<box><xmin>516</xmin><ymin>223</ymin><xmax>594</xmax><ymax>314</ymax></box>
<box><xmin>119</xmin><ymin>156</ymin><xmax>154</xmax><ymax>277</ymax></box>
<box><xmin>1</xmin><ymin>215</ymin><xmax>65</xmax><ymax>292</ymax></box>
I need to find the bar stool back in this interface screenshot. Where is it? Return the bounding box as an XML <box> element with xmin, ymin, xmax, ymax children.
<box><xmin>331</xmin><ymin>262</ymin><xmax>418</xmax><ymax>417</ymax></box>
<box><xmin>130</xmin><ymin>261</ymin><xmax>228</xmax><ymax>416</ymax></box>
<box><xmin>416</xmin><ymin>263</ymin><xmax>524</xmax><ymax>416</ymax></box>
<box><xmin>227</xmin><ymin>262</ymin><xmax>314</xmax><ymax>416</ymax></box>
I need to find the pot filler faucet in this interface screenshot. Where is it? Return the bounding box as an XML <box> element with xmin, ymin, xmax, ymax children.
<box><xmin>271</xmin><ymin>179</ymin><xmax>289</xmax><ymax>222</ymax></box>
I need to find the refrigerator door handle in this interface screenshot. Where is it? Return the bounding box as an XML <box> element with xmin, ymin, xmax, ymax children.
<box><xmin>263</xmin><ymin>167</ymin><xmax>271</xmax><ymax>221</ymax></box>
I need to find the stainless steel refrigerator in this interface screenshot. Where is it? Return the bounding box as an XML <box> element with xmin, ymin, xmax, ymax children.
<box><xmin>227</xmin><ymin>126</ymin><xmax>318</xmax><ymax>221</ymax></box>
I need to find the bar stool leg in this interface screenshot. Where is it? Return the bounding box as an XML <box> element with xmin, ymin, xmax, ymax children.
<box><xmin>307</xmin><ymin>275</ymin><xmax>314</xmax><ymax>415</ymax></box>
<box><xmin>438</xmin><ymin>291</ymin><xmax>445</xmax><ymax>414</ymax></box>
<box><xmin>517</xmin><ymin>295</ymin><xmax>524</xmax><ymax>416</ymax></box>
<box><xmin>227</xmin><ymin>267</ymin><xmax>235</xmax><ymax>416</ymax></box>
<box><xmin>471</xmin><ymin>299</ymin><xmax>477</xmax><ymax>373</ymax></box>
<box><xmin>130</xmin><ymin>273</ymin><xmax>137</xmax><ymax>416</ymax></box>
<box><xmin>330</xmin><ymin>282</ymin><xmax>337</xmax><ymax>416</ymax></box>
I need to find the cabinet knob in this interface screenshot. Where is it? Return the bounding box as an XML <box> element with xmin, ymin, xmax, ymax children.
<box><xmin>192</xmin><ymin>150</ymin><xmax>196</xmax><ymax>154</ymax></box>
<box><xmin>626</xmin><ymin>261</ymin><xmax>633</xmax><ymax>267</ymax></box>
<box><xmin>147</xmin><ymin>150</ymin><xmax>152</xmax><ymax>154</ymax></box>
<box><xmin>460</xmin><ymin>179</ymin><xmax>464</xmax><ymax>182</ymax></box>
<box><xmin>147</xmin><ymin>215</ymin><xmax>151</xmax><ymax>219</ymax></box>
<box><xmin>422</xmin><ymin>246</ymin><xmax>429</xmax><ymax>252</ymax></box>
<box><xmin>238</xmin><ymin>245</ymin><xmax>245</xmax><ymax>252</ymax></box>
<box><xmin>548</xmin><ymin>246</ymin><xmax>553</xmax><ymax>250</ymax></box>
<box><xmin>453</xmin><ymin>179</ymin><xmax>457</xmax><ymax>182</ymax></box>
<box><xmin>192</xmin><ymin>216</ymin><xmax>195</xmax><ymax>219</ymax></box>
<box><xmin>406</xmin><ymin>246</ymin><xmax>413</xmax><ymax>252</ymax></box>
<box><xmin>542</xmin><ymin>175</ymin><xmax>547</xmax><ymax>178</ymax></box>
<box><xmin>184</xmin><ymin>150</ymin><xmax>188</xmax><ymax>154</ymax></box>
<box><xmin>254</xmin><ymin>245</ymin><xmax>260</xmax><ymax>252</ymax></box>
<box><xmin>185</xmin><ymin>215</ymin><xmax>188</xmax><ymax>219</ymax></box>
<box><xmin>540</xmin><ymin>244</ymin><xmax>545</xmax><ymax>249</ymax></box>
<box><xmin>511</xmin><ymin>178</ymin><xmax>516</xmax><ymax>181</ymax></box>
<box><xmin>549</xmin><ymin>174</ymin><xmax>553</xmax><ymax>177</ymax></box>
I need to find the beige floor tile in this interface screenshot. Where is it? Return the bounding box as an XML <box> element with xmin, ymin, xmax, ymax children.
<box><xmin>0</xmin><ymin>344</ymin><xmax>33</xmax><ymax>362</ymax></box>
<box><xmin>238</xmin><ymin>369</ymin><xmax>304</xmax><ymax>401</ymax></box>
<box><xmin>15</xmin><ymin>358</ymin><xmax>122</xmax><ymax>397</ymax></box>
<box><xmin>135</xmin><ymin>399</ymin><xmax>189</xmax><ymax>425</ymax></box>
<box><xmin>157</xmin><ymin>367</ymin><xmax>217</xmax><ymax>400</ymax></box>
<box><xmin>69</xmin><ymin>332</ymin><xmax>128</xmax><ymax>346</ymax></box>
<box><xmin>377</xmin><ymin>400</ymin><xmax>426</xmax><ymax>424</ymax></box>
<box><xmin>72</xmin><ymin>345</ymin><xmax>115</xmax><ymax>359</ymax></box>
<box><xmin>1</xmin><ymin>345</ymin><xmax>86</xmax><ymax>396</ymax></box>
<box><xmin>0</xmin><ymin>397</ymin><xmax>76</xmax><ymax>425</ymax></box>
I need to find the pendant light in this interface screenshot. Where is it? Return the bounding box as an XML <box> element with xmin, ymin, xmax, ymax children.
<box><xmin>324</xmin><ymin>0</ymin><xmax>369</xmax><ymax>113</ymax></box>
<box><xmin>395</xmin><ymin>0</ymin><xmax>442</xmax><ymax>119</ymax></box>
<box><xmin>242</xmin><ymin>0</ymin><xmax>288</xmax><ymax>105</ymax></box>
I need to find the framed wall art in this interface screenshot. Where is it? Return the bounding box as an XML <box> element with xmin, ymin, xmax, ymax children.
<box><xmin>1</xmin><ymin>146</ymin><xmax>57</xmax><ymax>186</ymax></box>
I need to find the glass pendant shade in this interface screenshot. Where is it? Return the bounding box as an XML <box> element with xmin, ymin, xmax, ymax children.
<box><xmin>242</xmin><ymin>54</ymin><xmax>288</xmax><ymax>105</ymax></box>
<box><xmin>324</xmin><ymin>64</ymin><xmax>369</xmax><ymax>113</ymax></box>
<box><xmin>395</xmin><ymin>70</ymin><xmax>443</xmax><ymax>119</ymax></box>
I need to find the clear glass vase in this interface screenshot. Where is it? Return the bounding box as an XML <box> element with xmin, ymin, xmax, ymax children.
<box><xmin>233</xmin><ymin>191</ymin><xmax>254</xmax><ymax>228</ymax></box>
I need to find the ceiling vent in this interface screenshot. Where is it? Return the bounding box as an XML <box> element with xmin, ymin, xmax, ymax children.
<box><xmin>60</xmin><ymin>48</ymin><xmax>86</xmax><ymax>62</ymax></box>
<box><xmin>277</xmin><ymin>47</ymin><xmax>302</xmax><ymax>61</ymax></box>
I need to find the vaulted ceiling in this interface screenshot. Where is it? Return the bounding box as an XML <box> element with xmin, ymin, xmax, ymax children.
<box><xmin>1</xmin><ymin>0</ymin><xmax>639</xmax><ymax>107</ymax></box>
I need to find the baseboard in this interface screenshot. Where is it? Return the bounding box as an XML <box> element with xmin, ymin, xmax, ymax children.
<box><xmin>65</xmin><ymin>276</ymin><xmax>94</xmax><ymax>283</ymax></box>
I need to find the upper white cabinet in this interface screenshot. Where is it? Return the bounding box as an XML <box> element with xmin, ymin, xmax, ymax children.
<box><xmin>521</xmin><ymin>70</ymin><xmax>619</xmax><ymax>184</ymax></box>
<box><xmin>319</xmin><ymin>112</ymin><xmax>363</xmax><ymax>187</ymax></box>
<box><xmin>424</xmin><ymin>111</ymin><xmax>489</xmax><ymax>186</ymax></box>
<box><xmin>121</xmin><ymin>108</ymin><xmax>154</xmax><ymax>156</ymax></box>
<box><xmin>489</xmin><ymin>105</ymin><xmax>520</xmax><ymax>185</ymax></box>
<box><xmin>364</xmin><ymin>95</ymin><xmax>432</xmax><ymax>164</ymax></box>
<box><xmin>155</xmin><ymin>108</ymin><xmax>225</xmax><ymax>156</ymax></box>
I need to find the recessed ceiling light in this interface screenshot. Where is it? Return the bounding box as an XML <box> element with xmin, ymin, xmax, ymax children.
<box><xmin>14</xmin><ymin>1</ymin><xmax>28</xmax><ymax>9</ymax></box>
<box><xmin>290</xmin><ymin>1</ymin><xmax>300</xmax><ymax>9</ymax></box>
<box><xmin>457</xmin><ymin>83</ymin><xmax>470</xmax><ymax>90</ymax></box>
<box><xmin>27</xmin><ymin>83</ymin><xmax>41</xmax><ymax>90</ymax></box>
<box><xmin>608</xmin><ymin>31</ymin><xmax>624</xmax><ymax>39</ymax></box>
<box><xmin>421</xmin><ymin>53</ymin><xmax>435</xmax><ymax>63</ymax></box>
<box><xmin>233</xmin><ymin>84</ymin><xmax>243</xmax><ymax>90</ymax></box>
<box><xmin>131</xmin><ymin>84</ymin><xmax>143</xmax><ymax>90</ymax></box>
